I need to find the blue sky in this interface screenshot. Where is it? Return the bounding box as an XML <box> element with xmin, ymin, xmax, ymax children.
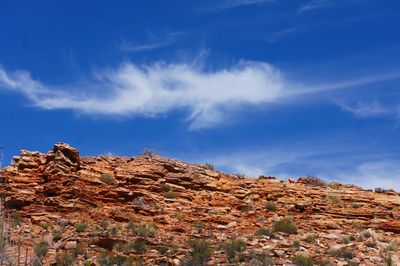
<box><xmin>1</xmin><ymin>0</ymin><xmax>400</xmax><ymax>189</ymax></box>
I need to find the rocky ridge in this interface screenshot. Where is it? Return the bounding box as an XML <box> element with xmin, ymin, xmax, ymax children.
<box><xmin>0</xmin><ymin>143</ymin><xmax>400</xmax><ymax>265</ymax></box>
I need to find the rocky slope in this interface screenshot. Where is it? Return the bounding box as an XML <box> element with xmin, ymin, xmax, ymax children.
<box><xmin>0</xmin><ymin>143</ymin><xmax>400</xmax><ymax>266</ymax></box>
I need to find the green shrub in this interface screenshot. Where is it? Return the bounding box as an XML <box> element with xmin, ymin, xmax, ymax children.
<box><xmin>40</xmin><ymin>223</ymin><xmax>49</xmax><ymax>230</ymax></box>
<box><xmin>351</xmin><ymin>202</ymin><xmax>363</xmax><ymax>208</ymax></box>
<box><xmin>160</xmin><ymin>183</ymin><xmax>171</xmax><ymax>192</ymax></box>
<box><xmin>34</xmin><ymin>240</ymin><xmax>50</xmax><ymax>258</ymax></box>
<box><xmin>293</xmin><ymin>240</ymin><xmax>300</xmax><ymax>249</ymax></box>
<box><xmin>340</xmin><ymin>237</ymin><xmax>350</xmax><ymax>244</ymax></box>
<box><xmin>155</xmin><ymin>245</ymin><xmax>169</xmax><ymax>255</ymax></box>
<box><xmin>292</xmin><ymin>254</ymin><xmax>313</xmax><ymax>266</ymax></box>
<box><xmin>273</xmin><ymin>218</ymin><xmax>297</xmax><ymax>234</ymax></box>
<box><xmin>97</xmin><ymin>252</ymin><xmax>132</xmax><ymax>266</ymax></box>
<box><xmin>265</xmin><ymin>201</ymin><xmax>277</xmax><ymax>211</ymax></box>
<box><xmin>204</xmin><ymin>163</ymin><xmax>214</xmax><ymax>170</ymax></box>
<box><xmin>75</xmin><ymin>222</ymin><xmax>87</xmax><ymax>233</ymax></box>
<box><xmin>383</xmin><ymin>254</ymin><xmax>393</xmax><ymax>266</ymax></box>
<box><xmin>386</xmin><ymin>240</ymin><xmax>399</xmax><ymax>252</ymax></box>
<box><xmin>325</xmin><ymin>195</ymin><xmax>341</xmax><ymax>204</ymax></box>
<box><xmin>98</xmin><ymin>252</ymin><xmax>115</xmax><ymax>266</ymax></box>
<box><xmin>142</xmin><ymin>148</ymin><xmax>157</xmax><ymax>157</ymax></box>
<box><xmin>53</xmin><ymin>229</ymin><xmax>62</xmax><ymax>241</ymax></box>
<box><xmin>305</xmin><ymin>235</ymin><xmax>316</xmax><ymax>243</ymax></box>
<box><xmin>187</xmin><ymin>239</ymin><xmax>213</xmax><ymax>265</ymax></box>
<box><xmin>109</xmin><ymin>226</ymin><xmax>118</xmax><ymax>236</ymax></box>
<box><xmin>126</xmin><ymin>221</ymin><xmax>135</xmax><ymax>231</ymax></box>
<box><xmin>164</xmin><ymin>191</ymin><xmax>177</xmax><ymax>199</ymax></box>
<box><xmin>330</xmin><ymin>247</ymin><xmax>354</xmax><ymax>259</ymax></box>
<box><xmin>223</xmin><ymin>239</ymin><xmax>246</xmax><ymax>261</ymax></box>
<box><xmin>55</xmin><ymin>251</ymin><xmax>75</xmax><ymax>266</ymax></box>
<box><xmin>133</xmin><ymin>238</ymin><xmax>147</xmax><ymax>253</ymax></box>
<box><xmin>135</xmin><ymin>223</ymin><xmax>156</xmax><ymax>237</ymax></box>
<box><xmin>100</xmin><ymin>219</ymin><xmax>109</xmax><ymax>230</ymax></box>
<box><xmin>256</xmin><ymin>227</ymin><xmax>273</xmax><ymax>238</ymax></box>
<box><xmin>99</xmin><ymin>174</ymin><xmax>116</xmax><ymax>185</ymax></box>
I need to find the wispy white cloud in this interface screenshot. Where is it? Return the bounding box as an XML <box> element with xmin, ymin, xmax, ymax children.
<box><xmin>1</xmin><ymin>58</ymin><xmax>400</xmax><ymax>129</ymax></box>
<box><xmin>213</xmin><ymin>0</ymin><xmax>273</xmax><ymax>11</ymax></box>
<box><xmin>298</xmin><ymin>0</ymin><xmax>331</xmax><ymax>13</ymax></box>
<box><xmin>338</xmin><ymin>101</ymin><xmax>400</xmax><ymax>119</ymax></box>
<box><xmin>118</xmin><ymin>32</ymin><xmax>184</xmax><ymax>52</ymax></box>
<box><xmin>0</xmin><ymin>61</ymin><xmax>289</xmax><ymax>129</ymax></box>
<box><xmin>265</xmin><ymin>26</ymin><xmax>303</xmax><ymax>43</ymax></box>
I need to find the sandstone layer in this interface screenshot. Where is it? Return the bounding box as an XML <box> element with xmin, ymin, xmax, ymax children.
<box><xmin>0</xmin><ymin>143</ymin><xmax>399</xmax><ymax>265</ymax></box>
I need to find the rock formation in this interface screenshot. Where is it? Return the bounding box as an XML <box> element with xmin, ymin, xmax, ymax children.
<box><xmin>0</xmin><ymin>143</ymin><xmax>399</xmax><ymax>265</ymax></box>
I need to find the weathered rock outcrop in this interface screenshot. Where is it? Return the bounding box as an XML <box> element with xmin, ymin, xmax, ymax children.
<box><xmin>0</xmin><ymin>143</ymin><xmax>399</xmax><ymax>265</ymax></box>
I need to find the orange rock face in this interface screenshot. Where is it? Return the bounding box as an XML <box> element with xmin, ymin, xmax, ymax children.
<box><xmin>0</xmin><ymin>143</ymin><xmax>400</xmax><ymax>265</ymax></box>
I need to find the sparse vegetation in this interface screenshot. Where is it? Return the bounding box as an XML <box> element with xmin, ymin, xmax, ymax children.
<box><xmin>302</xmin><ymin>176</ymin><xmax>327</xmax><ymax>187</ymax></box>
<box><xmin>142</xmin><ymin>148</ymin><xmax>157</xmax><ymax>157</ymax></box>
<box><xmin>53</xmin><ymin>229</ymin><xmax>62</xmax><ymax>241</ymax></box>
<box><xmin>329</xmin><ymin>182</ymin><xmax>341</xmax><ymax>189</ymax></box>
<box><xmin>99</xmin><ymin>173</ymin><xmax>116</xmax><ymax>185</ymax></box>
<box><xmin>75</xmin><ymin>222</ymin><xmax>87</xmax><ymax>233</ymax></box>
<box><xmin>223</xmin><ymin>239</ymin><xmax>246</xmax><ymax>261</ymax></box>
<box><xmin>133</xmin><ymin>238</ymin><xmax>147</xmax><ymax>253</ymax></box>
<box><xmin>385</xmin><ymin>240</ymin><xmax>399</xmax><ymax>252</ymax></box>
<box><xmin>34</xmin><ymin>240</ymin><xmax>50</xmax><ymax>259</ymax></box>
<box><xmin>40</xmin><ymin>222</ymin><xmax>49</xmax><ymax>230</ymax></box>
<box><xmin>292</xmin><ymin>240</ymin><xmax>301</xmax><ymax>249</ymax></box>
<box><xmin>265</xmin><ymin>201</ymin><xmax>277</xmax><ymax>211</ymax></box>
<box><xmin>324</xmin><ymin>195</ymin><xmax>341</xmax><ymax>204</ymax></box>
<box><xmin>273</xmin><ymin>218</ymin><xmax>298</xmax><ymax>234</ymax></box>
<box><xmin>135</xmin><ymin>223</ymin><xmax>156</xmax><ymax>237</ymax></box>
<box><xmin>256</xmin><ymin>227</ymin><xmax>273</xmax><ymax>238</ymax></box>
<box><xmin>109</xmin><ymin>226</ymin><xmax>118</xmax><ymax>236</ymax></box>
<box><xmin>204</xmin><ymin>163</ymin><xmax>215</xmax><ymax>170</ymax></box>
<box><xmin>155</xmin><ymin>245</ymin><xmax>169</xmax><ymax>255</ymax></box>
<box><xmin>351</xmin><ymin>202</ymin><xmax>363</xmax><ymax>208</ymax></box>
<box><xmin>98</xmin><ymin>252</ymin><xmax>133</xmax><ymax>266</ymax></box>
<box><xmin>292</xmin><ymin>253</ymin><xmax>313</xmax><ymax>266</ymax></box>
<box><xmin>383</xmin><ymin>254</ymin><xmax>394</xmax><ymax>266</ymax></box>
<box><xmin>330</xmin><ymin>247</ymin><xmax>354</xmax><ymax>259</ymax></box>
<box><xmin>160</xmin><ymin>183</ymin><xmax>171</xmax><ymax>192</ymax></box>
<box><xmin>187</xmin><ymin>239</ymin><xmax>213</xmax><ymax>265</ymax></box>
<box><xmin>340</xmin><ymin>236</ymin><xmax>350</xmax><ymax>244</ymax></box>
<box><xmin>305</xmin><ymin>235</ymin><xmax>316</xmax><ymax>243</ymax></box>
<box><xmin>164</xmin><ymin>191</ymin><xmax>177</xmax><ymax>199</ymax></box>
<box><xmin>100</xmin><ymin>219</ymin><xmax>109</xmax><ymax>230</ymax></box>
<box><xmin>55</xmin><ymin>251</ymin><xmax>75</xmax><ymax>266</ymax></box>
<box><xmin>365</xmin><ymin>240</ymin><xmax>377</xmax><ymax>248</ymax></box>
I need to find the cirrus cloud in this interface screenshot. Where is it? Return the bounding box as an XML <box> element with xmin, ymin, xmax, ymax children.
<box><xmin>0</xmin><ymin>61</ymin><xmax>288</xmax><ymax>129</ymax></box>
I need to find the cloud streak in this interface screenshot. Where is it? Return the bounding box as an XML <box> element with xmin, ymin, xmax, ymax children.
<box><xmin>118</xmin><ymin>32</ymin><xmax>184</xmax><ymax>52</ymax></box>
<box><xmin>338</xmin><ymin>101</ymin><xmax>400</xmax><ymax>119</ymax></box>
<box><xmin>298</xmin><ymin>0</ymin><xmax>331</xmax><ymax>13</ymax></box>
<box><xmin>213</xmin><ymin>0</ymin><xmax>273</xmax><ymax>11</ymax></box>
<box><xmin>0</xmin><ymin>61</ymin><xmax>289</xmax><ymax>129</ymax></box>
<box><xmin>1</xmin><ymin>58</ymin><xmax>399</xmax><ymax>129</ymax></box>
